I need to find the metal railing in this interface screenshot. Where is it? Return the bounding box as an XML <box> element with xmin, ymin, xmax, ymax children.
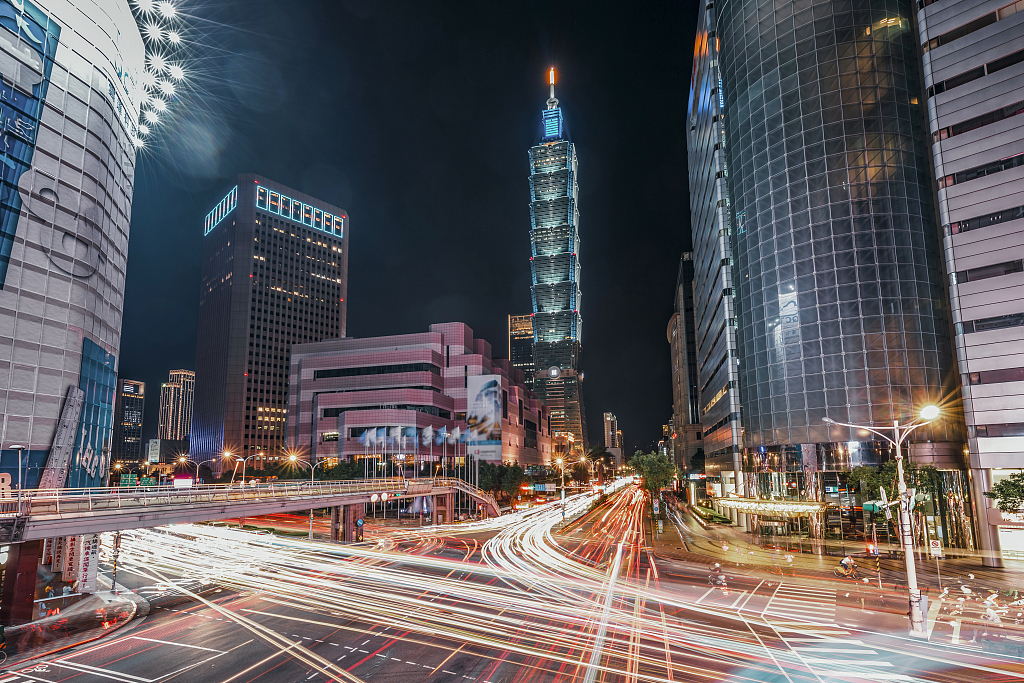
<box><xmin>0</xmin><ymin>477</ymin><xmax>499</xmax><ymax>519</ymax></box>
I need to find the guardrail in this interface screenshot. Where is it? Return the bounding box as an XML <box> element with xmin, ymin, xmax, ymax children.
<box><xmin>0</xmin><ymin>477</ymin><xmax>495</xmax><ymax>519</ymax></box>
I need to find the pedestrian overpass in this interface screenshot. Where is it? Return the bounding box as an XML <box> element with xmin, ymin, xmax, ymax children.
<box><xmin>0</xmin><ymin>477</ymin><xmax>500</xmax><ymax>543</ymax></box>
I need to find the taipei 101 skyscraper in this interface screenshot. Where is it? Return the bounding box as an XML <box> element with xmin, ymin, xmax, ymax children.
<box><xmin>528</xmin><ymin>69</ymin><xmax>587</xmax><ymax>448</ymax></box>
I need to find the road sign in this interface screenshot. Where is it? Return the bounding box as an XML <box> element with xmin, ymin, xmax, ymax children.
<box><xmin>880</xmin><ymin>486</ymin><xmax>893</xmax><ymax>521</ymax></box>
<box><xmin>929</xmin><ymin>539</ymin><xmax>943</xmax><ymax>558</ymax></box>
<box><xmin>120</xmin><ymin>474</ymin><xmax>138</xmax><ymax>486</ymax></box>
<box><xmin>653</xmin><ymin>500</ymin><xmax>660</xmax><ymax>515</ymax></box>
<box><xmin>140</xmin><ymin>477</ymin><xmax>156</xmax><ymax>486</ymax></box>
<box><xmin>356</xmin><ymin>518</ymin><xmax>364</xmax><ymax>527</ymax></box>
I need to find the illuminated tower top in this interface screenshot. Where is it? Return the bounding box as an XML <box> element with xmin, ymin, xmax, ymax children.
<box><xmin>529</xmin><ymin>68</ymin><xmax>580</xmax><ymax>345</ymax></box>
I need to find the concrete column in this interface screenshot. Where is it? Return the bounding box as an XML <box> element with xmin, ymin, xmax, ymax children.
<box><xmin>0</xmin><ymin>540</ymin><xmax>41</xmax><ymax>626</ymax></box>
<box><xmin>330</xmin><ymin>506</ymin><xmax>341</xmax><ymax>543</ymax></box>
<box><xmin>970</xmin><ymin>467</ymin><xmax>1004</xmax><ymax>568</ymax></box>
<box><xmin>345</xmin><ymin>504</ymin><xmax>359</xmax><ymax>542</ymax></box>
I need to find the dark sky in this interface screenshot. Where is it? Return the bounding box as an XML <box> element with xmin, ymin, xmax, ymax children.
<box><xmin>121</xmin><ymin>0</ymin><xmax>699</xmax><ymax>451</ymax></box>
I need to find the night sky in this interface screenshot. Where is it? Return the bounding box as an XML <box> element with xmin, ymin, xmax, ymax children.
<box><xmin>121</xmin><ymin>0</ymin><xmax>699</xmax><ymax>451</ymax></box>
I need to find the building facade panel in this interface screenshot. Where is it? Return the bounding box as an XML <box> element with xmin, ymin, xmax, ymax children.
<box><xmin>688</xmin><ymin>3</ymin><xmax>744</xmax><ymax>501</ymax></box>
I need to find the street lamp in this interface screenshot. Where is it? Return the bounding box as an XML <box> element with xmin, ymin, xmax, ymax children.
<box><xmin>10</xmin><ymin>445</ymin><xmax>24</xmax><ymax>505</ymax></box>
<box><xmin>822</xmin><ymin>404</ymin><xmax>940</xmax><ymax>637</ymax></box>
<box><xmin>289</xmin><ymin>454</ymin><xmax>331</xmax><ymax>539</ymax></box>
<box><xmin>226</xmin><ymin>453</ymin><xmax>260</xmax><ymax>485</ymax></box>
<box><xmin>556</xmin><ymin>457</ymin><xmax>566</xmax><ymax>523</ymax></box>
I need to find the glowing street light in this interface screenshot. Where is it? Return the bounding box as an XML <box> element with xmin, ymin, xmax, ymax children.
<box><xmin>823</xmin><ymin>404</ymin><xmax>940</xmax><ymax>637</ymax></box>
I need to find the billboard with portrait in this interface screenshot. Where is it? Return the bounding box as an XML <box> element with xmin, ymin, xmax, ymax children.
<box><xmin>467</xmin><ymin>375</ymin><xmax>501</xmax><ymax>462</ymax></box>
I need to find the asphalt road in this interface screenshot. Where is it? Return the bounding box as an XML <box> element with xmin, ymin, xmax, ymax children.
<box><xmin>3</xmin><ymin>485</ymin><xmax>1022</xmax><ymax>683</ymax></box>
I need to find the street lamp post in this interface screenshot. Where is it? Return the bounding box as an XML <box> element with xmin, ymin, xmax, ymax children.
<box><xmin>226</xmin><ymin>453</ymin><xmax>261</xmax><ymax>485</ymax></box>
<box><xmin>289</xmin><ymin>454</ymin><xmax>331</xmax><ymax>540</ymax></box>
<box><xmin>11</xmin><ymin>445</ymin><xmax>24</xmax><ymax>508</ymax></box>
<box><xmin>823</xmin><ymin>404</ymin><xmax>940</xmax><ymax>638</ymax></box>
<box><xmin>556</xmin><ymin>457</ymin><xmax>566</xmax><ymax>523</ymax></box>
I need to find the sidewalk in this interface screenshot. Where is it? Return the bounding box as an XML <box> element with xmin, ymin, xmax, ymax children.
<box><xmin>655</xmin><ymin>497</ymin><xmax>1024</xmax><ymax>592</ymax></box>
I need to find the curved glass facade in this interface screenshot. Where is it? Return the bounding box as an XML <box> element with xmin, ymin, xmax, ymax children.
<box><xmin>716</xmin><ymin>0</ymin><xmax>961</xmax><ymax>450</ymax></box>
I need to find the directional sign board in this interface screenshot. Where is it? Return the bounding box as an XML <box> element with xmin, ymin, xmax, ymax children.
<box><xmin>929</xmin><ymin>539</ymin><xmax>943</xmax><ymax>558</ymax></box>
<box><xmin>120</xmin><ymin>474</ymin><xmax>138</xmax><ymax>487</ymax></box>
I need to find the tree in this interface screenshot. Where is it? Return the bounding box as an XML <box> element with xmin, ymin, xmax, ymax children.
<box><xmin>689</xmin><ymin>449</ymin><xmax>705</xmax><ymax>474</ymax></box>
<box><xmin>500</xmin><ymin>463</ymin><xmax>528</xmax><ymax>500</ymax></box>
<box><xmin>628</xmin><ymin>450</ymin><xmax>677</xmax><ymax>494</ymax></box>
<box><xmin>849</xmin><ymin>460</ymin><xmax>938</xmax><ymax>506</ymax></box>
<box><xmin>985</xmin><ymin>471</ymin><xmax>1024</xmax><ymax>513</ymax></box>
<box><xmin>570</xmin><ymin>461</ymin><xmax>589</xmax><ymax>485</ymax></box>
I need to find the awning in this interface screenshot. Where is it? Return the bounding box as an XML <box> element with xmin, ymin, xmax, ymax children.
<box><xmin>716</xmin><ymin>497</ymin><xmax>832</xmax><ymax>518</ymax></box>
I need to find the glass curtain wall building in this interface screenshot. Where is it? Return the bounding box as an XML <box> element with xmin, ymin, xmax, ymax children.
<box><xmin>706</xmin><ymin>0</ymin><xmax>971</xmax><ymax>550</ymax></box>
<box><xmin>508</xmin><ymin>314</ymin><xmax>535</xmax><ymax>391</ymax></box>
<box><xmin>688</xmin><ymin>11</ymin><xmax>746</xmax><ymax>518</ymax></box>
<box><xmin>111</xmin><ymin>379</ymin><xmax>144</xmax><ymax>466</ymax></box>
<box><xmin>921</xmin><ymin>0</ymin><xmax>1024</xmax><ymax>565</ymax></box>
<box><xmin>529</xmin><ymin>71</ymin><xmax>587</xmax><ymax>447</ymax></box>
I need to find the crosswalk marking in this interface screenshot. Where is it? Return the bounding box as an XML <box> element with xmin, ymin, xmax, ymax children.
<box><xmin>761</xmin><ymin>582</ymin><xmax>907</xmax><ymax>683</ymax></box>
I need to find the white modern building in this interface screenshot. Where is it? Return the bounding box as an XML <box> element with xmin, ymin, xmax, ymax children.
<box><xmin>923</xmin><ymin>0</ymin><xmax>1024</xmax><ymax>566</ymax></box>
<box><xmin>0</xmin><ymin>0</ymin><xmax>144</xmax><ymax>623</ymax></box>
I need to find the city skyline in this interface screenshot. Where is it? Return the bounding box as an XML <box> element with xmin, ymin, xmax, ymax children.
<box><xmin>119</xmin><ymin>2</ymin><xmax>694</xmax><ymax>450</ymax></box>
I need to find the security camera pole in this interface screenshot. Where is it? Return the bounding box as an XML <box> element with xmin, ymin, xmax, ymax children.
<box><xmin>822</xmin><ymin>404</ymin><xmax>940</xmax><ymax>638</ymax></box>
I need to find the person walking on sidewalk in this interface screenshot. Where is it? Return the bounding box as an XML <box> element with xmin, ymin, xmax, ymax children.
<box><xmin>970</xmin><ymin>606</ymin><xmax>1002</xmax><ymax>643</ymax></box>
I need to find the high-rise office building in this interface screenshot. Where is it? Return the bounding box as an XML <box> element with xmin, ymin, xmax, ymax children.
<box><xmin>111</xmin><ymin>380</ymin><xmax>145</xmax><ymax>465</ymax></box>
<box><xmin>698</xmin><ymin>0</ymin><xmax>971</xmax><ymax>545</ymax></box>
<box><xmin>158</xmin><ymin>369</ymin><xmax>195</xmax><ymax>441</ymax></box>
<box><xmin>529</xmin><ymin>69</ymin><xmax>587</xmax><ymax>447</ymax></box>
<box><xmin>508</xmin><ymin>314</ymin><xmax>535</xmax><ymax>390</ymax></box>
<box><xmin>668</xmin><ymin>253</ymin><xmax>703</xmax><ymax>472</ymax></box>
<box><xmin>191</xmin><ymin>174</ymin><xmax>349</xmax><ymax>473</ymax></box>
<box><xmin>603</xmin><ymin>412</ymin><xmax>619</xmax><ymax>449</ymax></box>
<box><xmin>921</xmin><ymin>0</ymin><xmax>1024</xmax><ymax>565</ymax></box>
<box><xmin>687</xmin><ymin>15</ymin><xmax>745</xmax><ymax>507</ymax></box>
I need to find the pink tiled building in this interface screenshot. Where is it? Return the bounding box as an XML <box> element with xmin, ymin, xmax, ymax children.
<box><xmin>286</xmin><ymin>323</ymin><xmax>553</xmax><ymax>469</ymax></box>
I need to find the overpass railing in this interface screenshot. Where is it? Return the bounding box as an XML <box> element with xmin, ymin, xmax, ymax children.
<box><xmin>0</xmin><ymin>477</ymin><xmax>486</xmax><ymax>518</ymax></box>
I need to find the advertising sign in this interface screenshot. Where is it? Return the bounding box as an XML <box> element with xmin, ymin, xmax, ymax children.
<box><xmin>467</xmin><ymin>374</ymin><xmax>502</xmax><ymax>462</ymax></box>
<box><xmin>68</xmin><ymin>339</ymin><xmax>116</xmax><ymax>488</ymax></box>
<box><xmin>62</xmin><ymin>535</ymin><xmax>78</xmax><ymax>581</ymax></box>
<box><xmin>148</xmin><ymin>439</ymin><xmax>160</xmax><ymax>464</ymax></box>
<box><xmin>0</xmin><ymin>0</ymin><xmax>60</xmax><ymax>287</ymax></box>
<box><xmin>78</xmin><ymin>534</ymin><xmax>99</xmax><ymax>593</ymax></box>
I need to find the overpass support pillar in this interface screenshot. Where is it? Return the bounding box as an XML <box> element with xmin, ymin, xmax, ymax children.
<box><xmin>433</xmin><ymin>493</ymin><xmax>454</xmax><ymax>525</ymax></box>
<box><xmin>0</xmin><ymin>540</ymin><xmax>41</xmax><ymax>626</ymax></box>
<box><xmin>332</xmin><ymin>505</ymin><xmax>360</xmax><ymax>543</ymax></box>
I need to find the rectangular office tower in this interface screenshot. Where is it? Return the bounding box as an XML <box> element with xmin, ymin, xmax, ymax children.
<box><xmin>529</xmin><ymin>71</ymin><xmax>587</xmax><ymax>447</ymax></box>
<box><xmin>157</xmin><ymin>369</ymin><xmax>194</xmax><ymax>441</ymax></box>
<box><xmin>667</xmin><ymin>253</ymin><xmax>703</xmax><ymax>473</ymax></box>
<box><xmin>508</xmin><ymin>314</ymin><xmax>535</xmax><ymax>390</ymax></box>
<box><xmin>687</xmin><ymin>14</ymin><xmax>745</xmax><ymax>507</ymax></box>
<box><xmin>110</xmin><ymin>379</ymin><xmax>144</xmax><ymax>466</ymax></box>
<box><xmin>191</xmin><ymin>175</ymin><xmax>349</xmax><ymax>473</ymax></box>
<box><xmin>921</xmin><ymin>0</ymin><xmax>1024</xmax><ymax>565</ymax></box>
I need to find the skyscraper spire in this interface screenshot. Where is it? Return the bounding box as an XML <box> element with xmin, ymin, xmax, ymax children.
<box><xmin>528</xmin><ymin>69</ymin><xmax>587</xmax><ymax>448</ymax></box>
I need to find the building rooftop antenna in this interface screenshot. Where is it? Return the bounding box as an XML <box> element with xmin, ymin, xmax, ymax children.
<box><xmin>547</xmin><ymin>67</ymin><xmax>559</xmax><ymax>109</ymax></box>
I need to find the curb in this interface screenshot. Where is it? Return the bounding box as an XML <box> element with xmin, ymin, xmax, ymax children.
<box><xmin>1</xmin><ymin>593</ymin><xmax>142</xmax><ymax>670</ymax></box>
